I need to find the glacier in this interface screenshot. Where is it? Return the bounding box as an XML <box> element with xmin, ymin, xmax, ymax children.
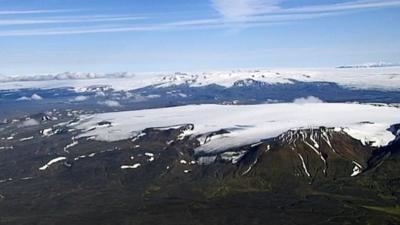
<box><xmin>72</xmin><ymin>102</ymin><xmax>400</xmax><ymax>153</ymax></box>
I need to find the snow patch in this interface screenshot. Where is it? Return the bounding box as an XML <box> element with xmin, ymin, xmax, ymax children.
<box><xmin>351</xmin><ymin>161</ymin><xmax>363</xmax><ymax>177</ymax></box>
<box><xmin>40</xmin><ymin>128</ymin><xmax>54</xmax><ymax>137</ymax></box>
<box><xmin>63</xmin><ymin>140</ymin><xmax>78</xmax><ymax>152</ymax></box>
<box><xmin>39</xmin><ymin>157</ymin><xmax>66</xmax><ymax>170</ymax></box>
<box><xmin>19</xmin><ymin>136</ymin><xmax>34</xmax><ymax>142</ymax></box>
<box><xmin>121</xmin><ymin>163</ymin><xmax>141</xmax><ymax>169</ymax></box>
<box><xmin>297</xmin><ymin>153</ymin><xmax>311</xmax><ymax>177</ymax></box>
<box><xmin>220</xmin><ymin>151</ymin><xmax>247</xmax><ymax>164</ymax></box>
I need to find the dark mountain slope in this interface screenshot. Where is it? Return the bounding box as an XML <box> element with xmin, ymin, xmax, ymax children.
<box><xmin>0</xmin><ymin>117</ymin><xmax>399</xmax><ymax>225</ymax></box>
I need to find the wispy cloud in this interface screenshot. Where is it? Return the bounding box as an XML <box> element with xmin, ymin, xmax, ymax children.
<box><xmin>211</xmin><ymin>0</ymin><xmax>282</xmax><ymax>21</ymax></box>
<box><xmin>0</xmin><ymin>9</ymin><xmax>75</xmax><ymax>15</ymax></box>
<box><xmin>0</xmin><ymin>18</ymin><xmax>282</xmax><ymax>37</ymax></box>
<box><xmin>283</xmin><ymin>0</ymin><xmax>400</xmax><ymax>14</ymax></box>
<box><xmin>211</xmin><ymin>0</ymin><xmax>400</xmax><ymax>19</ymax></box>
<box><xmin>207</xmin><ymin>0</ymin><xmax>400</xmax><ymax>30</ymax></box>
<box><xmin>0</xmin><ymin>0</ymin><xmax>399</xmax><ymax>37</ymax></box>
<box><xmin>0</xmin><ymin>16</ymin><xmax>146</xmax><ymax>26</ymax></box>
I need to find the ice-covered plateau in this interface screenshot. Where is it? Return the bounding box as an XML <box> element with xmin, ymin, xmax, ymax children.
<box><xmin>72</xmin><ymin>103</ymin><xmax>400</xmax><ymax>153</ymax></box>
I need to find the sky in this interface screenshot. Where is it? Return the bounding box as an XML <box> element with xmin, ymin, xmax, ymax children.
<box><xmin>0</xmin><ymin>0</ymin><xmax>399</xmax><ymax>75</ymax></box>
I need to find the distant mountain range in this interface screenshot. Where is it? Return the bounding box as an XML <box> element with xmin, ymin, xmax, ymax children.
<box><xmin>337</xmin><ymin>62</ymin><xmax>400</xmax><ymax>69</ymax></box>
<box><xmin>1</xmin><ymin>67</ymin><xmax>400</xmax><ymax>120</ymax></box>
<box><xmin>1</xmin><ymin>67</ymin><xmax>400</xmax><ymax>91</ymax></box>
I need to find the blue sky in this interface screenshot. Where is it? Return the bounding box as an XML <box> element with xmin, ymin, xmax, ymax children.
<box><xmin>0</xmin><ymin>0</ymin><xmax>399</xmax><ymax>75</ymax></box>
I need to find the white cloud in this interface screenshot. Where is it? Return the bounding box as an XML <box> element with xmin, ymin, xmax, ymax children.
<box><xmin>293</xmin><ymin>96</ymin><xmax>323</xmax><ymax>104</ymax></box>
<box><xmin>19</xmin><ymin>119</ymin><xmax>40</xmax><ymax>127</ymax></box>
<box><xmin>17</xmin><ymin>96</ymin><xmax>31</xmax><ymax>101</ymax></box>
<box><xmin>31</xmin><ymin>93</ymin><xmax>43</xmax><ymax>100</ymax></box>
<box><xmin>211</xmin><ymin>0</ymin><xmax>281</xmax><ymax>21</ymax></box>
<box><xmin>17</xmin><ymin>93</ymin><xmax>43</xmax><ymax>101</ymax></box>
<box><xmin>73</xmin><ymin>96</ymin><xmax>89</xmax><ymax>102</ymax></box>
<box><xmin>98</xmin><ymin>100</ymin><xmax>121</xmax><ymax>107</ymax></box>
